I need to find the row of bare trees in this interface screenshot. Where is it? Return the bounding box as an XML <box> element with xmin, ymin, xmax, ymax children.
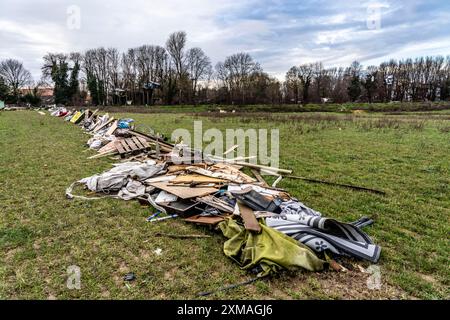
<box><xmin>33</xmin><ymin>30</ymin><xmax>450</xmax><ymax>105</ymax></box>
<box><xmin>284</xmin><ymin>57</ymin><xmax>450</xmax><ymax>104</ymax></box>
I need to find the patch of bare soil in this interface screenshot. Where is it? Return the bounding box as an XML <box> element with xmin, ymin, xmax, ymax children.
<box><xmin>267</xmin><ymin>269</ymin><xmax>410</xmax><ymax>300</ymax></box>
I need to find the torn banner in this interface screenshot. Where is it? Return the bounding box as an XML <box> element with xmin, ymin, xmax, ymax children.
<box><xmin>266</xmin><ymin>213</ymin><xmax>381</xmax><ymax>263</ymax></box>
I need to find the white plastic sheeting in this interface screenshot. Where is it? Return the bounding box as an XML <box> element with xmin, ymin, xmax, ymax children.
<box><xmin>66</xmin><ymin>160</ymin><xmax>165</xmax><ymax>200</ymax></box>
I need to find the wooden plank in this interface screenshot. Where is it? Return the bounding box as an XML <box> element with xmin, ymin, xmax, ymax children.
<box><xmin>124</xmin><ymin>139</ymin><xmax>139</xmax><ymax>151</ymax></box>
<box><xmin>120</xmin><ymin>140</ymin><xmax>132</xmax><ymax>153</ymax></box>
<box><xmin>105</xmin><ymin>120</ymin><xmax>118</xmax><ymax>136</ymax></box>
<box><xmin>114</xmin><ymin>140</ymin><xmax>126</xmax><ymax>154</ymax></box>
<box><xmin>184</xmin><ymin>214</ymin><xmax>228</xmax><ymax>226</ymax></box>
<box><xmin>130</xmin><ymin>130</ymin><xmax>174</xmax><ymax>150</ymax></box>
<box><xmin>125</xmin><ymin>138</ymin><xmax>139</xmax><ymax>151</ymax></box>
<box><xmin>98</xmin><ymin>141</ymin><xmax>117</xmax><ymax>154</ymax></box>
<box><xmin>187</xmin><ymin>166</ymin><xmax>253</xmax><ymax>184</ymax></box>
<box><xmin>172</xmin><ymin>174</ymin><xmax>226</xmax><ymax>184</ymax></box>
<box><xmin>149</xmin><ymin>182</ymin><xmax>218</xmax><ymax>199</ymax></box>
<box><xmin>94</xmin><ymin>116</ymin><xmax>114</xmax><ymax>133</ymax></box>
<box><xmin>88</xmin><ymin>109</ymin><xmax>99</xmax><ymax>121</ymax></box>
<box><xmin>238</xmin><ymin>202</ymin><xmax>261</xmax><ymax>233</ymax></box>
<box><xmin>251</xmin><ymin>169</ymin><xmax>269</xmax><ymax>187</ymax></box>
<box><xmin>132</xmin><ymin>136</ymin><xmax>145</xmax><ymax>149</ymax></box>
<box><xmin>137</xmin><ymin>136</ymin><xmax>150</xmax><ymax>148</ymax></box>
<box><xmin>92</xmin><ymin>113</ymin><xmax>108</xmax><ymax>131</ymax></box>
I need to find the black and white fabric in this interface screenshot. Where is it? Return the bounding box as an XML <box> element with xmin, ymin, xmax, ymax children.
<box><xmin>266</xmin><ymin>212</ymin><xmax>381</xmax><ymax>263</ymax></box>
<box><xmin>280</xmin><ymin>200</ymin><xmax>322</xmax><ymax>217</ymax></box>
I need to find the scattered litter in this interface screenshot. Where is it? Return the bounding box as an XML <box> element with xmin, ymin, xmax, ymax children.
<box><xmin>154</xmin><ymin>232</ymin><xmax>212</xmax><ymax>239</ymax></box>
<box><xmin>123</xmin><ymin>272</ymin><xmax>136</xmax><ymax>282</ymax></box>
<box><xmin>147</xmin><ymin>214</ymin><xmax>178</xmax><ymax>223</ymax></box>
<box><xmin>49</xmin><ymin>106</ymin><xmax>381</xmax><ymax>279</ymax></box>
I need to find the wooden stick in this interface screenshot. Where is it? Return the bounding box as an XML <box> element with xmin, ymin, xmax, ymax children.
<box><xmin>88</xmin><ymin>150</ymin><xmax>118</xmax><ymax>159</ymax></box>
<box><xmin>234</xmin><ymin>161</ymin><xmax>292</xmax><ymax>174</ymax></box>
<box><xmin>154</xmin><ymin>232</ymin><xmax>211</xmax><ymax>239</ymax></box>
<box><xmin>251</xmin><ymin>169</ymin><xmax>269</xmax><ymax>188</ymax></box>
<box><xmin>285</xmin><ymin>175</ymin><xmax>386</xmax><ymax>195</ymax></box>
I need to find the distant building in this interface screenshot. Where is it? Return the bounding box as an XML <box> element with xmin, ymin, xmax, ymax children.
<box><xmin>20</xmin><ymin>87</ymin><xmax>55</xmax><ymax>104</ymax></box>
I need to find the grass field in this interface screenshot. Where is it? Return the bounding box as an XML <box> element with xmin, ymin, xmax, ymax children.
<box><xmin>0</xmin><ymin>109</ymin><xmax>449</xmax><ymax>299</ymax></box>
<box><xmin>91</xmin><ymin>101</ymin><xmax>450</xmax><ymax>114</ymax></box>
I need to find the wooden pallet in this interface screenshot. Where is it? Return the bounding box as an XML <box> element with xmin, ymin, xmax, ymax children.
<box><xmin>114</xmin><ymin>136</ymin><xmax>150</xmax><ymax>156</ymax></box>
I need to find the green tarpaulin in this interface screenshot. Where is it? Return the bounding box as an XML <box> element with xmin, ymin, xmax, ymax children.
<box><xmin>0</xmin><ymin>100</ymin><xmax>5</xmax><ymax>110</ymax></box>
<box><xmin>218</xmin><ymin>218</ymin><xmax>325</xmax><ymax>277</ymax></box>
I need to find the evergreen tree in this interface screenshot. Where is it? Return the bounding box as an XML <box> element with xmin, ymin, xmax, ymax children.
<box><xmin>87</xmin><ymin>74</ymin><xmax>99</xmax><ymax>105</ymax></box>
<box><xmin>441</xmin><ymin>78</ymin><xmax>450</xmax><ymax>101</ymax></box>
<box><xmin>67</xmin><ymin>60</ymin><xmax>80</xmax><ymax>101</ymax></box>
<box><xmin>0</xmin><ymin>77</ymin><xmax>9</xmax><ymax>101</ymax></box>
<box><xmin>348</xmin><ymin>76</ymin><xmax>361</xmax><ymax>102</ymax></box>
<box><xmin>363</xmin><ymin>73</ymin><xmax>378</xmax><ymax>103</ymax></box>
<box><xmin>51</xmin><ymin>58</ymin><xmax>69</xmax><ymax>104</ymax></box>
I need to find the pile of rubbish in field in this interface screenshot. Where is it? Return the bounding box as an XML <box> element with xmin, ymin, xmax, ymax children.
<box><xmin>50</xmin><ymin>106</ymin><xmax>381</xmax><ymax>279</ymax></box>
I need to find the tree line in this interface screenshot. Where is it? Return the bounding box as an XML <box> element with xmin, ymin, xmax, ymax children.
<box><xmin>1</xmin><ymin>31</ymin><xmax>449</xmax><ymax>106</ymax></box>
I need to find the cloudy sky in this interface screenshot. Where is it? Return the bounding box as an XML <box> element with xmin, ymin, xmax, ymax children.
<box><xmin>1</xmin><ymin>0</ymin><xmax>449</xmax><ymax>81</ymax></box>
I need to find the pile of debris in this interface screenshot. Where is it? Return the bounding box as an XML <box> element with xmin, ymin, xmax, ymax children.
<box><xmin>50</xmin><ymin>106</ymin><xmax>381</xmax><ymax>278</ymax></box>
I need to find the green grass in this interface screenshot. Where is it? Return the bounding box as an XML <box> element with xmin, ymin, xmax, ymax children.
<box><xmin>0</xmin><ymin>109</ymin><xmax>449</xmax><ymax>300</ymax></box>
<box><xmin>90</xmin><ymin>101</ymin><xmax>450</xmax><ymax>114</ymax></box>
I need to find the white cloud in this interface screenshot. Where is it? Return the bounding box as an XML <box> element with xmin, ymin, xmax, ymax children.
<box><xmin>0</xmin><ymin>0</ymin><xmax>449</xmax><ymax>82</ymax></box>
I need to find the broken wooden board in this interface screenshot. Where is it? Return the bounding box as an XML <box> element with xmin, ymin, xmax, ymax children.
<box><xmin>183</xmin><ymin>214</ymin><xmax>229</xmax><ymax>226</ymax></box>
<box><xmin>186</xmin><ymin>166</ymin><xmax>255</xmax><ymax>184</ymax></box>
<box><xmin>149</xmin><ymin>182</ymin><xmax>218</xmax><ymax>199</ymax></box>
<box><xmin>196</xmin><ymin>195</ymin><xmax>235</xmax><ymax>213</ymax></box>
<box><xmin>87</xmin><ymin>109</ymin><xmax>99</xmax><ymax>121</ymax></box>
<box><xmin>238</xmin><ymin>201</ymin><xmax>261</xmax><ymax>233</ymax></box>
<box><xmin>105</xmin><ymin>120</ymin><xmax>118</xmax><ymax>136</ymax></box>
<box><xmin>211</xmin><ymin>163</ymin><xmax>255</xmax><ymax>183</ymax></box>
<box><xmin>167</xmin><ymin>163</ymin><xmax>207</xmax><ymax>174</ymax></box>
<box><xmin>98</xmin><ymin>140</ymin><xmax>118</xmax><ymax>154</ymax></box>
<box><xmin>171</xmin><ymin>174</ymin><xmax>226</xmax><ymax>185</ymax></box>
<box><xmin>91</xmin><ymin>114</ymin><xmax>108</xmax><ymax>132</ymax></box>
<box><xmin>251</xmin><ymin>169</ymin><xmax>269</xmax><ymax>188</ymax></box>
<box><xmin>93</xmin><ymin>117</ymin><xmax>115</xmax><ymax>133</ymax></box>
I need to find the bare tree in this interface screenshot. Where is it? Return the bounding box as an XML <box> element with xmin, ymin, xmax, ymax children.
<box><xmin>288</xmin><ymin>63</ymin><xmax>313</xmax><ymax>103</ymax></box>
<box><xmin>0</xmin><ymin>59</ymin><xmax>33</xmax><ymax>101</ymax></box>
<box><xmin>223</xmin><ymin>52</ymin><xmax>260</xmax><ymax>104</ymax></box>
<box><xmin>186</xmin><ymin>47</ymin><xmax>211</xmax><ymax>101</ymax></box>
<box><xmin>166</xmin><ymin>31</ymin><xmax>188</xmax><ymax>103</ymax></box>
<box><xmin>166</xmin><ymin>31</ymin><xmax>187</xmax><ymax>78</ymax></box>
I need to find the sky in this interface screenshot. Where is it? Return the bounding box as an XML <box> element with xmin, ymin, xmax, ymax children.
<box><xmin>1</xmin><ymin>0</ymin><xmax>450</xmax><ymax>81</ymax></box>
